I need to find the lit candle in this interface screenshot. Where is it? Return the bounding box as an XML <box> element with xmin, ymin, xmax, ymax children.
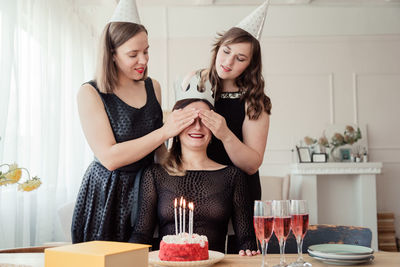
<box><xmin>179</xmin><ymin>196</ymin><xmax>183</xmax><ymax>234</ymax></box>
<box><xmin>183</xmin><ymin>199</ymin><xmax>186</xmax><ymax>233</ymax></box>
<box><xmin>174</xmin><ymin>198</ymin><xmax>178</xmax><ymax>235</ymax></box>
<box><xmin>188</xmin><ymin>202</ymin><xmax>194</xmax><ymax>236</ymax></box>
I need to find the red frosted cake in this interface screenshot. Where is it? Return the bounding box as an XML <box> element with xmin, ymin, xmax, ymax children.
<box><xmin>159</xmin><ymin>233</ymin><xmax>209</xmax><ymax>261</ymax></box>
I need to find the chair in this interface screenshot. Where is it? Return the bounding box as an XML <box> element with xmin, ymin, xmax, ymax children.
<box><xmin>267</xmin><ymin>224</ymin><xmax>372</xmax><ymax>254</ymax></box>
<box><xmin>260</xmin><ymin>175</ymin><xmax>290</xmax><ymax>201</ymax></box>
<box><xmin>57</xmin><ymin>201</ymin><xmax>75</xmax><ymax>242</ymax></box>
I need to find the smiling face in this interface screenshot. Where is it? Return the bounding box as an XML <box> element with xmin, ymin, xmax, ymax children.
<box><xmin>113</xmin><ymin>31</ymin><xmax>149</xmax><ymax>81</ymax></box>
<box><xmin>215</xmin><ymin>41</ymin><xmax>252</xmax><ymax>81</ymax></box>
<box><xmin>179</xmin><ymin>101</ymin><xmax>212</xmax><ymax>150</ymax></box>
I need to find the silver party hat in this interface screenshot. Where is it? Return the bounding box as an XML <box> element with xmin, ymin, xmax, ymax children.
<box><xmin>109</xmin><ymin>0</ymin><xmax>141</xmax><ymax>24</ymax></box>
<box><xmin>175</xmin><ymin>75</ymin><xmax>214</xmax><ymax>106</ymax></box>
<box><xmin>235</xmin><ymin>0</ymin><xmax>270</xmax><ymax>40</ymax></box>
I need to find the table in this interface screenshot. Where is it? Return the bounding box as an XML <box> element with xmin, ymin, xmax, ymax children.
<box><xmin>0</xmin><ymin>252</ymin><xmax>399</xmax><ymax>266</ymax></box>
<box><xmin>290</xmin><ymin>162</ymin><xmax>383</xmax><ymax>250</ymax></box>
<box><xmin>214</xmin><ymin>253</ymin><xmax>400</xmax><ymax>266</ymax></box>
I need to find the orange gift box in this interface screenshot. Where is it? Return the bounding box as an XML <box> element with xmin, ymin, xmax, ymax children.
<box><xmin>45</xmin><ymin>241</ymin><xmax>150</xmax><ymax>267</ymax></box>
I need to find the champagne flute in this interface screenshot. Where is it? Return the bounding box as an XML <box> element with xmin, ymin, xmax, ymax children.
<box><xmin>288</xmin><ymin>200</ymin><xmax>312</xmax><ymax>267</ymax></box>
<box><xmin>273</xmin><ymin>200</ymin><xmax>291</xmax><ymax>267</ymax></box>
<box><xmin>254</xmin><ymin>200</ymin><xmax>274</xmax><ymax>267</ymax></box>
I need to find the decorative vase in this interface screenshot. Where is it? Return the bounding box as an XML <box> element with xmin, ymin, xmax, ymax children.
<box><xmin>330</xmin><ymin>146</ymin><xmax>342</xmax><ymax>162</ymax></box>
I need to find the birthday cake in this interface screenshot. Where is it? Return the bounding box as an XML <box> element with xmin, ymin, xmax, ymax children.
<box><xmin>159</xmin><ymin>233</ymin><xmax>209</xmax><ymax>261</ymax></box>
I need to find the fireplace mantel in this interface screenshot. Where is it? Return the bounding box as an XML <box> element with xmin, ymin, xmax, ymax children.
<box><xmin>291</xmin><ymin>162</ymin><xmax>382</xmax><ymax>175</ymax></box>
<box><xmin>290</xmin><ymin>162</ymin><xmax>382</xmax><ymax>250</ymax></box>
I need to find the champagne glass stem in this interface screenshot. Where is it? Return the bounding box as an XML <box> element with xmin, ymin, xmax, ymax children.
<box><xmin>261</xmin><ymin>239</ymin><xmax>269</xmax><ymax>267</ymax></box>
<box><xmin>296</xmin><ymin>236</ymin><xmax>304</xmax><ymax>263</ymax></box>
<box><xmin>279</xmin><ymin>239</ymin><xmax>287</xmax><ymax>266</ymax></box>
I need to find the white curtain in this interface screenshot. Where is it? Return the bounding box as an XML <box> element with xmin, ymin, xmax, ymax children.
<box><xmin>0</xmin><ymin>0</ymin><xmax>97</xmax><ymax>248</ymax></box>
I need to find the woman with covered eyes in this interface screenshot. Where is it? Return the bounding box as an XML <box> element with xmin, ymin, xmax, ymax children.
<box><xmin>184</xmin><ymin>1</ymin><xmax>272</xmax><ymax>253</ymax></box>
<box><xmin>129</xmin><ymin>97</ymin><xmax>258</xmax><ymax>256</ymax></box>
<box><xmin>71</xmin><ymin>0</ymin><xmax>198</xmax><ymax>243</ymax></box>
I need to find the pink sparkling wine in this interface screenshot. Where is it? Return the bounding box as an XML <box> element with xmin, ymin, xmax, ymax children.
<box><xmin>273</xmin><ymin>216</ymin><xmax>291</xmax><ymax>241</ymax></box>
<box><xmin>253</xmin><ymin>216</ymin><xmax>274</xmax><ymax>243</ymax></box>
<box><xmin>291</xmin><ymin>214</ymin><xmax>309</xmax><ymax>238</ymax></box>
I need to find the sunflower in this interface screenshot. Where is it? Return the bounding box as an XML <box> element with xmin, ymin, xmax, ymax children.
<box><xmin>18</xmin><ymin>176</ymin><xmax>42</xmax><ymax>192</ymax></box>
<box><xmin>0</xmin><ymin>164</ymin><xmax>22</xmax><ymax>185</ymax></box>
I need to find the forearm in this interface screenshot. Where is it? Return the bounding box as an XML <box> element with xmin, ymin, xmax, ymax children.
<box><xmin>221</xmin><ymin>132</ymin><xmax>263</xmax><ymax>175</ymax></box>
<box><xmin>97</xmin><ymin>127</ymin><xmax>166</xmax><ymax>171</ymax></box>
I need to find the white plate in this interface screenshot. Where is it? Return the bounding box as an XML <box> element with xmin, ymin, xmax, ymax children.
<box><xmin>148</xmin><ymin>250</ymin><xmax>224</xmax><ymax>267</ymax></box>
<box><xmin>308</xmin><ymin>244</ymin><xmax>374</xmax><ymax>260</ymax></box>
<box><xmin>309</xmin><ymin>254</ymin><xmax>374</xmax><ymax>265</ymax></box>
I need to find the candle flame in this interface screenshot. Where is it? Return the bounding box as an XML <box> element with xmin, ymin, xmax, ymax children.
<box><xmin>183</xmin><ymin>199</ymin><xmax>186</xmax><ymax>208</ymax></box>
<box><xmin>180</xmin><ymin>196</ymin><xmax>183</xmax><ymax>206</ymax></box>
<box><xmin>188</xmin><ymin>202</ymin><xmax>194</xmax><ymax>210</ymax></box>
<box><xmin>174</xmin><ymin>198</ymin><xmax>177</xmax><ymax>208</ymax></box>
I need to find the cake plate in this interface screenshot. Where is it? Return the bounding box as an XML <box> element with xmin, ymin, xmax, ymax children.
<box><xmin>149</xmin><ymin>250</ymin><xmax>224</xmax><ymax>267</ymax></box>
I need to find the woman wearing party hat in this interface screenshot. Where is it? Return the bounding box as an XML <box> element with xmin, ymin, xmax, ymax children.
<box><xmin>71</xmin><ymin>0</ymin><xmax>198</xmax><ymax>243</ymax></box>
<box><xmin>185</xmin><ymin>0</ymin><xmax>272</xmax><ymax>253</ymax></box>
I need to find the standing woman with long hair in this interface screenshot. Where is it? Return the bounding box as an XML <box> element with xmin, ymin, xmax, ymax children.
<box><xmin>71</xmin><ymin>0</ymin><xmax>198</xmax><ymax>243</ymax></box>
<box><xmin>186</xmin><ymin>1</ymin><xmax>272</xmax><ymax>252</ymax></box>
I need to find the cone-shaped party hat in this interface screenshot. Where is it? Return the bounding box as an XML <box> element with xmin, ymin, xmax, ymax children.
<box><xmin>235</xmin><ymin>0</ymin><xmax>270</xmax><ymax>40</ymax></box>
<box><xmin>109</xmin><ymin>0</ymin><xmax>141</xmax><ymax>24</ymax></box>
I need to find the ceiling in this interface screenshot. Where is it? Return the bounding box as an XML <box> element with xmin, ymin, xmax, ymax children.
<box><xmin>135</xmin><ymin>0</ymin><xmax>400</xmax><ymax>6</ymax></box>
<box><xmin>86</xmin><ymin>0</ymin><xmax>400</xmax><ymax>6</ymax></box>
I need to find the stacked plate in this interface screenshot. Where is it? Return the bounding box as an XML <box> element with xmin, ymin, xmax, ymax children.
<box><xmin>308</xmin><ymin>244</ymin><xmax>374</xmax><ymax>265</ymax></box>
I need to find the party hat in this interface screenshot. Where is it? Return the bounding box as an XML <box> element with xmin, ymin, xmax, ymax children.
<box><xmin>175</xmin><ymin>75</ymin><xmax>214</xmax><ymax>106</ymax></box>
<box><xmin>109</xmin><ymin>0</ymin><xmax>141</xmax><ymax>24</ymax></box>
<box><xmin>235</xmin><ymin>0</ymin><xmax>270</xmax><ymax>40</ymax></box>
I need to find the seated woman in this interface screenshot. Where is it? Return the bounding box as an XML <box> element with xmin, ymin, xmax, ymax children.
<box><xmin>129</xmin><ymin>97</ymin><xmax>257</xmax><ymax>256</ymax></box>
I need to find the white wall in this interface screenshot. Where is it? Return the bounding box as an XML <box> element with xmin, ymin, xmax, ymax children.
<box><xmin>85</xmin><ymin>3</ymin><xmax>400</xmax><ymax>238</ymax></box>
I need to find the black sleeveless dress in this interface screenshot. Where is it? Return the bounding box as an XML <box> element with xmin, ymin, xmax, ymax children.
<box><xmin>71</xmin><ymin>78</ymin><xmax>163</xmax><ymax>243</ymax></box>
<box><xmin>207</xmin><ymin>92</ymin><xmax>261</xmax><ymax>205</ymax></box>
<box><xmin>207</xmin><ymin>92</ymin><xmax>261</xmax><ymax>252</ymax></box>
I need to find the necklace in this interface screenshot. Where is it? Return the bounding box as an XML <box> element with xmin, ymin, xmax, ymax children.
<box><xmin>220</xmin><ymin>91</ymin><xmax>243</xmax><ymax>99</ymax></box>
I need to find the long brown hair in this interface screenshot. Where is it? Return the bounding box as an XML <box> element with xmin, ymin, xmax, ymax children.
<box><xmin>96</xmin><ymin>22</ymin><xmax>148</xmax><ymax>93</ymax></box>
<box><xmin>208</xmin><ymin>27</ymin><xmax>271</xmax><ymax>119</ymax></box>
<box><xmin>161</xmin><ymin>98</ymin><xmax>214</xmax><ymax>176</ymax></box>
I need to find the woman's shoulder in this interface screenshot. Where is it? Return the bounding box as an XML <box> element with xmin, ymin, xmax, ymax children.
<box><xmin>143</xmin><ymin>163</ymin><xmax>167</xmax><ymax>177</ymax></box>
<box><xmin>147</xmin><ymin>77</ymin><xmax>162</xmax><ymax>104</ymax></box>
<box><xmin>213</xmin><ymin>165</ymin><xmax>244</xmax><ymax>178</ymax></box>
<box><xmin>77</xmin><ymin>81</ymin><xmax>103</xmax><ymax>104</ymax></box>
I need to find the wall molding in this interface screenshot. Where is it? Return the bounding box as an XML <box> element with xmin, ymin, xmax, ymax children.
<box><xmin>329</xmin><ymin>73</ymin><xmax>335</xmax><ymax>124</ymax></box>
<box><xmin>353</xmin><ymin>73</ymin><xmax>359</xmax><ymax>125</ymax></box>
<box><xmin>369</xmin><ymin>146</ymin><xmax>400</xmax><ymax>150</ymax></box>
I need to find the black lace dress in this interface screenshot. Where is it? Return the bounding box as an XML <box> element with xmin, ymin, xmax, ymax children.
<box><xmin>129</xmin><ymin>164</ymin><xmax>257</xmax><ymax>253</ymax></box>
<box><xmin>71</xmin><ymin>78</ymin><xmax>163</xmax><ymax>243</ymax></box>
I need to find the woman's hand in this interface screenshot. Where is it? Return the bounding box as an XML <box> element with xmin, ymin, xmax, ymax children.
<box><xmin>239</xmin><ymin>249</ymin><xmax>259</xmax><ymax>256</ymax></box>
<box><xmin>198</xmin><ymin>110</ymin><xmax>231</xmax><ymax>142</ymax></box>
<box><xmin>161</xmin><ymin>108</ymin><xmax>199</xmax><ymax>139</ymax></box>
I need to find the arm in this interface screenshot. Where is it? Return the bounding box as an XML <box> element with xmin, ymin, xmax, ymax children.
<box><xmin>231</xmin><ymin>168</ymin><xmax>258</xmax><ymax>255</ymax></box>
<box><xmin>77</xmin><ymin>82</ymin><xmax>198</xmax><ymax>171</ymax></box>
<box><xmin>129</xmin><ymin>167</ymin><xmax>158</xmax><ymax>245</ymax></box>
<box><xmin>199</xmin><ymin>103</ymin><xmax>270</xmax><ymax>174</ymax></box>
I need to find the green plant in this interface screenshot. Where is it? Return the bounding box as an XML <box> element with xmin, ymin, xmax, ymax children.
<box><xmin>304</xmin><ymin>125</ymin><xmax>362</xmax><ymax>150</ymax></box>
